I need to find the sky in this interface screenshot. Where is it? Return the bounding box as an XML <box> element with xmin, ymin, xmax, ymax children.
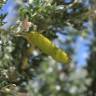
<box><xmin>0</xmin><ymin>0</ymin><xmax>93</xmax><ymax>69</ymax></box>
<box><xmin>0</xmin><ymin>0</ymin><xmax>19</xmax><ymax>29</ymax></box>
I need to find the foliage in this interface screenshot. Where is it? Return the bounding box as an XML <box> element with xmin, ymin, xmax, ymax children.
<box><xmin>0</xmin><ymin>0</ymin><xmax>95</xmax><ymax>96</ymax></box>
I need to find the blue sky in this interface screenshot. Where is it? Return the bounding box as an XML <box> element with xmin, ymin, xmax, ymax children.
<box><xmin>0</xmin><ymin>0</ymin><xmax>18</xmax><ymax>29</ymax></box>
<box><xmin>0</xmin><ymin>0</ymin><xmax>93</xmax><ymax>68</ymax></box>
<box><xmin>75</xmin><ymin>21</ymin><xmax>93</xmax><ymax>68</ymax></box>
<box><xmin>0</xmin><ymin>0</ymin><xmax>14</xmax><ymax>14</ymax></box>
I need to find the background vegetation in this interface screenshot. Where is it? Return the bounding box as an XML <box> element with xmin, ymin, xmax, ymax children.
<box><xmin>0</xmin><ymin>0</ymin><xmax>96</xmax><ymax>96</ymax></box>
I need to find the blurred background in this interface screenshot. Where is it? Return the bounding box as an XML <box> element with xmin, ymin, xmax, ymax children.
<box><xmin>0</xmin><ymin>0</ymin><xmax>96</xmax><ymax>96</ymax></box>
